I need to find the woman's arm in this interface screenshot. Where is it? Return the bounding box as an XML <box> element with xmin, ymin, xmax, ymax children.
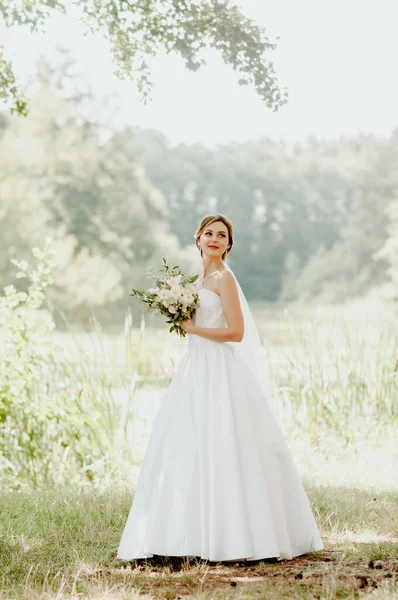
<box><xmin>186</xmin><ymin>325</ymin><xmax>241</xmax><ymax>343</ymax></box>
<box><xmin>179</xmin><ymin>271</ymin><xmax>244</xmax><ymax>343</ymax></box>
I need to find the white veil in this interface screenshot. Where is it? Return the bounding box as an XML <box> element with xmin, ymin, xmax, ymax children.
<box><xmin>221</xmin><ymin>260</ymin><xmax>280</xmax><ymax>422</ymax></box>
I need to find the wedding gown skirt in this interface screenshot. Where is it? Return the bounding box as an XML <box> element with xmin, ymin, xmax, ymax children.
<box><xmin>117</xmin><ymin>288</ymin><xmax>324</xmax><ymax>562</ymax></box>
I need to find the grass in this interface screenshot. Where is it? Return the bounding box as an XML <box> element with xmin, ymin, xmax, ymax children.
<box><xmin>1</xmin><ymin>468</ymin><xmax>397</xmax><ymax>599</ymax></box>
<box><xmin>1</xmin><ymin>299</ymin><xmax>398</xmax><ymax>598</ymax></box>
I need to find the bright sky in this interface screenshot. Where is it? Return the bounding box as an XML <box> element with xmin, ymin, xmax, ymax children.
<box><xmin>1</xmin><ymin>0</ymin><xmax>397</xmax><ymax>146</ymax></box>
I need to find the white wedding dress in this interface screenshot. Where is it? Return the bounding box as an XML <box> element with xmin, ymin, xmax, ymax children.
<box><xmin>117</xmin><ymin>285</ymin><xmax>324</xmax><ymax>562</ymax></box>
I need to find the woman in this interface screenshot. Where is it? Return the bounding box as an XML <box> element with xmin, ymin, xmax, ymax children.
<box><xmin>117</xmin><ymin>213</ymin><xmax>324</xmax><ymax>562</ymax></box>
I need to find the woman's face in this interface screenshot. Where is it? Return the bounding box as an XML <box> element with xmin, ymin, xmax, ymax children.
<box><xmin>199</xmin><ymin>220</ymin><xmax>230</xmax><ymax>259</ymax></box>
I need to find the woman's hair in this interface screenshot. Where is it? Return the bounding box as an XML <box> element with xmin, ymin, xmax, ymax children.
<box><xmin>194</xmin><ymin>214</ymin><xmax>234</xmax><ymax>261</ymax></box>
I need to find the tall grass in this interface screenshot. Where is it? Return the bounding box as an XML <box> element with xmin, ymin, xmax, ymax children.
<box><xmin>1</xmin><ymin>244</ymin><xmax>397</xmax><ymax>488</ymax></box>
<box><xmin>265</xmin><ymin>306</ymin><xmax>398</xmax><ymax>441</ymax></box>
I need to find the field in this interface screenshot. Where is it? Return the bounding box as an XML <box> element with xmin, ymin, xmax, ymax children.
<box><xmin>1</xmin><ymin>299</ymin><xmax>397</xmax><ymax>599</ymax></box>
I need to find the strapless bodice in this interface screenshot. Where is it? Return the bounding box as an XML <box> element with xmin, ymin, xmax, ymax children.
<box><xmin>187</xmin><ymin>288</ymin><xmax>228</xmax><ymax>349</ymax></box>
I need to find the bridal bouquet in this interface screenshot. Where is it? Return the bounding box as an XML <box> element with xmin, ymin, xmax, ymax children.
<box><xmin>130</xmin><ymin>258</ymin><xmax>199</xmax><ymax>337</ymax></box>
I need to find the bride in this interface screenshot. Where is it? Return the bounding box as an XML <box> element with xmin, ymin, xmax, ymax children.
<box><xmin>117</xmin><ymin>213</ymin><xmax>324</xmax><ymax>562</ymax></box>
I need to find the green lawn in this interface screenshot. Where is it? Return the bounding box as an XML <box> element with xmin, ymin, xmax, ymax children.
<box><xmin>1</xmin><ymin>453</ymin><xmax>397</xmax><ymax>599</ymax></box>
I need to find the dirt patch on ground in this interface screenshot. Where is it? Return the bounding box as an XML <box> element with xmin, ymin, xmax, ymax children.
<box><xmin>85</xmin><ymin>551</ymin><xmax>398</xmax><ymax>599</ymax></box>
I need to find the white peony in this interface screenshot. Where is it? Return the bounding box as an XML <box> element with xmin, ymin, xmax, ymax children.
<box><xmin>166</xmin><ymin>290</ymin><xmax>178</xmax><ymax>302</ymax></box>
<box><xmin>170</xmin><ymin>274</ymin><xmax>182</xmax><ymax>286</ymax></box>
<box><xmin>167</xmin><ymin>275</ymin><xmax>181</xmax><ymax>288</ymax></box>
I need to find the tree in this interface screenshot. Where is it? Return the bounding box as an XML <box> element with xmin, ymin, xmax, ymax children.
<box><xmin>372</xmin><ymin>129</ymin><xmax>398</xmax><ymax>302</ymax></box>
<box><xmin>0</xmin><ymin>58</ymin><xmax>184</xmax><ymax>321</ymax></box>
<box><xmin>0</xmin><ymin>0</ymin><xmax>287</xmax><ymax>115</ymax></box>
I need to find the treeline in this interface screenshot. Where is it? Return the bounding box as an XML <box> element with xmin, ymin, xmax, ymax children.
<box><xmin>0</xmin><ymin>68</ymin><xmax>397</xmax><ymax>323</ymax></box>
<box><xmin>134</xmin><ymin>130</ymin><xmax>397</xmax><ymax>302</ymax></box>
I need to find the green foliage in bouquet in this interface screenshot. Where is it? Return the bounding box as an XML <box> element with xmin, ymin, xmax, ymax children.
<box><xmin>131</xmin><ymin>258</ymin><xmax>200</xmax><ymax>337</ymax></box>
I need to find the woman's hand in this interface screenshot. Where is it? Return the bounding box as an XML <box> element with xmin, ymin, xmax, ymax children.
<box><xmin>178</xmin><ymin>318</ymin><xmax>195</xmax><ymax>334</ymax></box>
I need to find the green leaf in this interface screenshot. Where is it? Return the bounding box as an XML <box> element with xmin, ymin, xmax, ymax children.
<box><xmin>0</xmin><ymin>1</ymin><xmax>286</xmax><ymax>114</ymax></box>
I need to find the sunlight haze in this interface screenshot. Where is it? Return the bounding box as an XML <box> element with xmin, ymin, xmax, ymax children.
<box><xmin>1</xmin><ymin>0</ymin><xmax>397</xmax><ymax>145</ymax></box>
